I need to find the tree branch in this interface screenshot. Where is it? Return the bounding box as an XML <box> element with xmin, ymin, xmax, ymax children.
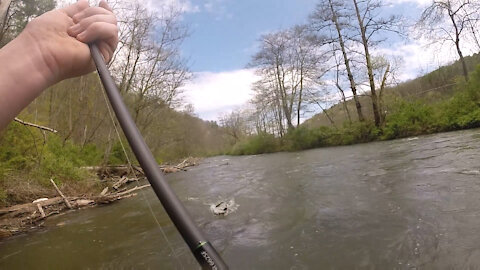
<box><xmin>14</xmin><ymin>118</ymin><xmax>58</xmax><ymax>133</ymax></box>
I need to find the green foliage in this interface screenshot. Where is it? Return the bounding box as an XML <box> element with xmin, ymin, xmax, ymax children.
<box><xmin>35</xmin><ymin>136</ymin><xmax>102</xmax><ymax>183</ymax></box>
<box><xmin>283</xmin><ymin>122</ymin><xmax>379</xmax><ymax>151</ymax></box>
<box><xmin>229</xmin><ymin>133</ymin><xmax>279</xmax><ymax>155</ymax></box>
<box><xmin>436</xmin><ymin>67</ymin><xmax>480</xmax><ymax>130</ymax></box>
<box><xmin>229</xmin><ymin>122</ymin><xmax>380</xmax><ymax>155</ymax></box>
<box><xmin>108</xmin><ymin>141</ymin><xmax>130</xmax><ymax>165</ymax></box>
<box><xmin>382</xmin><ymin>100</ymin><xmax>435</xmax><ymax>139</ymax></box>
<box><xmin>283</xmin><ymin>126</ymin><xmax>330</xmax><ymax>150</ymax></box>
<box><xmin>0</xmin><ymin>122</ymin><xmax>103</xmax><ymax>190</ymax></box>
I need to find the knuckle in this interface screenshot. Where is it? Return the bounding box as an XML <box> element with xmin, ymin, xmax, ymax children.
<box><xmin>79</xmin><ymin>17</ymin><xmax>91</xmax><ymax>28</ymax></box>
<box><xmin>89</xmin><ymin>22</ymin><xmax>102</xmax><ymax>32</ymax></box>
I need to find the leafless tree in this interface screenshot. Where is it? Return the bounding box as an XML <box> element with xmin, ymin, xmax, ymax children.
<box><xmin>310</xmin><ymin>0</ymin><xmax>365</xmax><ymax>122</ymax></box>
<box><xmin>110</xmin><ymin>0</ymin><xmax>190</xmax><ymax>130</ymax></box>
<box><xmin>417</xmin><ymin>0</ymin><xmax>478</xmax><ymax>81</ymax></box>
<box><xmin>219</xmin><ymin>109</ymin><xmax>247</xmax><ymax>144</ymax></box>
<box><xmin>351</xmin><ymin>0</ymin><xmax>403</xmax><ymax>126</ymax></box>
<box><xmin>250</xmin><ymin>26</ymin><xmax>328</xmax><ymax>134</ymax></box>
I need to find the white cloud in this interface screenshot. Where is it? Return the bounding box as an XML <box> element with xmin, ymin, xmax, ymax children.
<box><xmin>384</xmin><ymin>0</ymin><xmax>431</xmax><ymax>6</ymax></box>
<box><xmin>182</xmin><ymin>69</ymin><xmax>258</xmax><ymax>121</ymax></box>
<box><xmin>146</xmin><ymin>0</ymin><xmax>200</xmax><ymax>13</ymax></box>
<box><xmin>374</xmin><ymin>35</ymin><xmax>479</xmax><ymax>82</ymax></box>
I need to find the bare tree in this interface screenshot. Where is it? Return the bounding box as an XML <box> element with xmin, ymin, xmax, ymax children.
<box><xmin>310</xmin><ymin>0</ymin><xmax>365</xmax><ymax>122</ymax></box>
<box><xmin>417</xmin><ymin>0</ymin><xmax>477</xmax><ymax>81</ymax></box>
<box><xmin>219</xmin><ymin>109</ymin><xmax>247</xmax><ymax>144</ymax></box>
<box><xmin>0</xmin><ymin>0</ymin><xmax>56</xmax><ymax>46</ymax></box>
<box><xmin>250</xmin><ymin>26</ymin><xmax>328</xmax><ymax>133</ymax></box>
<box><xmin>110</xmin><ymin>0</ymin><xmax>190</xmax><ymax>130</ymax></box>
<box><xmin>371</xmin><ymin>55</ymin><xmax>400</xmax><ymax>123</ymax></box>
<box><xmin>351</xmin><ymin>0</ymin><xmax>402</xmax><ymax>126</ymax></box>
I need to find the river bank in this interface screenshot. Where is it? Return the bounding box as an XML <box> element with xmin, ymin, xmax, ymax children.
<box><xmin>0</xmin><ymin>158</ymin><xmax>199</xmax><ymax>239</ymax></box>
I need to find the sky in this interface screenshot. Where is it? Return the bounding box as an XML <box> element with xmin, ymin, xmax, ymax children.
<box><xmin>147</xmin><ymin>0</ymin><xmax>478</xmax><ymax>121</ymax></box>
<box><xmin>177</xmin><ymin>0</ymin><xmax>320</xmax><ymax>120</ymax></box>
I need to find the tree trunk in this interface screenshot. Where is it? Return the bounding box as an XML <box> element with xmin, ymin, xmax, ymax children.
<box><xmin>329</xmin><ymin>0</ymin><xmax>364</xmax><ymax>122</ymax></box>
<box><xmin>353</xmin><ymin>0</ymin><xmax>381</xmax><ymax>126</ymax></box>
<box><xmin>378</xmin><ymin>64</ymin><xmax>390</xmax><ymax>124</ymax></box>
<box><xmin>449</xmin><ymin>10</ymin><xmax>469</xmax><ymax>81</ymax></box>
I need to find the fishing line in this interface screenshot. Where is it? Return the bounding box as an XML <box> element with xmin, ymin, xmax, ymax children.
<box><xmin>90</xmin><ymin>44</ymin><xmax>228</xmax><ymax>269</ymax></box>
<box><xmin>98</xmin><ymin>78</ymin><xmax>185</xmax><ymax>269</ymax></box>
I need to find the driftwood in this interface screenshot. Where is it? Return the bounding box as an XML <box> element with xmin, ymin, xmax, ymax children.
<box><xmin>14</xmin><ymin>118</ymin><xmax>58</xmax><ymax>133</ymax></box>
<box><xmin>160</xmin><ymin>157</ymin><xmax>200</xmax><ymax>173</ymax></box>
<box><xmin>36</xmin><ymin>204</ymin><xmax>46</xmax><ymax>218</ymax></box>
<box><xmin>0</xmin><ymin>158</ymin><xmax>202</xmax><ymax>239</ymax></box>
<box><xmin>50</xmin><ymin>179</ymin><xmax>72</xmax><ymax>209</ymax></box>
<box><xmin>82</xmin><ymin>165</ymin><xmax>144</xmax><ymax>178</ymax></box>
<box><xmin>112</xmin><ymin>176</ymin><xmax>128</xmax><ymax>190</ymax></box>
<box><xmin>82</xmin><ymin>157</ymin><xmax>200</xmax><ymax>176</ymax></box>
<box><xmin>0</xmin><ymin>184</ymin><xmax>151</xmax><ymax>239</ymax></box>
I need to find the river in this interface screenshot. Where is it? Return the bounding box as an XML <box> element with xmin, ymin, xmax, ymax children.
<box><xmin>1</xmin><ymin>129</ymin><xmax>480</xmax><ymax>269</ymax></box>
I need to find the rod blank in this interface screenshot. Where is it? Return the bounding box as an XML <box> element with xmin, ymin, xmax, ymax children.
<box><xmin>89</xmin><ymin>44</ymin><xmax>228</xmax><ymax>270</ymax></box>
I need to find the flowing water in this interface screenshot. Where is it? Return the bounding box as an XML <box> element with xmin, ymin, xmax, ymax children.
<box><xmin>2</xmin><ymin>129</ymin><xmax>480</xmax><ymax>269</ymax></box>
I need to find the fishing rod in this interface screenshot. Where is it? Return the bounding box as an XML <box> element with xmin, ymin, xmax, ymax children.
<box><xmin>89</xmin><ymin>44</ymin><xmax>228</xmax><ymax>270</ymax></box>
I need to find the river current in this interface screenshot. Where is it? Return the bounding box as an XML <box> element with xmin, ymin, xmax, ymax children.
<box><xmin>1</xmin><ymin>129</ymin><xmax>480</xmax><ymax>269</ymax></box>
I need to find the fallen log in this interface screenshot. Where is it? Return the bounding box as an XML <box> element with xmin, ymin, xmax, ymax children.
<box><xmin>0</xmin><ymin>197</ymin><xmax>63</xmax><ymax>216</ymax></box>
<box><xmin>82</xmin><ymin>165</ymin><xmax>144</xmax><ymax>177</ymax></box>
<box><xmin>112</xmin><ymin>176</ymin><xmax>128</xmax><ymax>190</ymax></box>
<box><xmin>50</xmin><ymin>179</ymin><xmax>72</xmax><ymax>209</ymax></box>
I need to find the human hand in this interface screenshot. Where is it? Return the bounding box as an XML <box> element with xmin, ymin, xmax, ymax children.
<box><xmin>21</xmin><ymin>0</ymin><xmax>118</xmax><ymax>85</ymax></box>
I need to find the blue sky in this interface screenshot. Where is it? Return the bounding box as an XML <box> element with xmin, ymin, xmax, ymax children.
<box><xmin>149</xmin><ymin>0</ymin><xmax>474</xmax><ymax>121</ymax></box>
<box><xmin>181</xmin><ymin>0</ymin><xmax>318</xmax><ymax>72</ymax></box>
<box><xmin>181</xmin><ymin>0</ymin><xmax>425</xmax><ymax>72</ymax></box>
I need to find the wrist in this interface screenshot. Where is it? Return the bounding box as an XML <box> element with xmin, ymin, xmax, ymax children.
<box><xmin>17</xmin><ymin>29</ymin><xmax>59</xmax><ymax>88</ymax></box>
<box><xmin>0</xmin><ymin>31</ymin><xmax>56</xmax><ymax>129</ymax></box>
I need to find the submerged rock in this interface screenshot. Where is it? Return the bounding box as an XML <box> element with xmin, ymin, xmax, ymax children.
<box><xmin>210</xmin><ymin>199</ymin><xmax>238</xmax><ymax>216</ymax></box>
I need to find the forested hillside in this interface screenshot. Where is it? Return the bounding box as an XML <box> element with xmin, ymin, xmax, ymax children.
<box><xmin>306</xmin><ymin>53</ymin><xmax>480</xmax><ymax>128</ymax></box>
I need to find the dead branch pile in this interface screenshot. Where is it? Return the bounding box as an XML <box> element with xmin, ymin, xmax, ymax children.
<box><xmin>82</xmin><ymin>157</ymin><xmax>200</xmax><ymax>176</ymax></box>
<box><xmin>159</xmin><ymin>157</ymin><xmax>200</xmax><ymax>174</ymax></box>
<box><xmin>0</xmin><ymin>157</ymin><xmax>202</xmax><ymax>238</ymax></box>
<box><xmin>0</xmin><ymin>183</ymin><xmax>150</xmax><ymax>239</ymax></box>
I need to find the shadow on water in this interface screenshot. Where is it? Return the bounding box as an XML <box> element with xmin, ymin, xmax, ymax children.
<box><xmin>2</xmin><ymin>129</ymin><xmax>480</xmax><ymax>269</ymax></box>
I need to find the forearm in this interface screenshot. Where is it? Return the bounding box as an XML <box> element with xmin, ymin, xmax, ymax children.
<box><xmin>0</xmin><ymin>32</ymin><xmax>53</xmax><ymax>130</ymax></box>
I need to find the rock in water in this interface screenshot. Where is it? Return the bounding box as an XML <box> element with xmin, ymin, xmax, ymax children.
<box><xmin>210</xmin><ymin>199</ymin><xmax>238</xmax><ymax>216</ymax></box>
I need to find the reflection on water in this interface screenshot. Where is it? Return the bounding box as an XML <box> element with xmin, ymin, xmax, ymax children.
<box><xmin>2</xmin><ymin>129</ymin><xmax>480</xmax><ymax>269</ymax></box>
